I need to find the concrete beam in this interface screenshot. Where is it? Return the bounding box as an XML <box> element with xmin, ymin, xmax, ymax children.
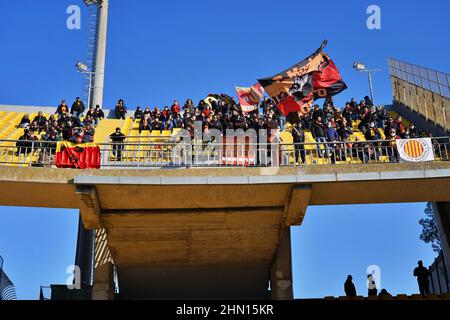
<box><xmin>75</xmin><ymin>185</ymin><xmax>101</xmax><ymax>230</ymax></box>
<box><xmin>284</xmin><ymin>185</ymin><xmax>312</xmax><ymax>226</ymax></box>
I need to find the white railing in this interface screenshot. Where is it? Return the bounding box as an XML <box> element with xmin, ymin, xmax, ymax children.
<box><xmin>0</xmin><ymin>137</ymin><xmax>448</xmax><ymax>168</ymax></box>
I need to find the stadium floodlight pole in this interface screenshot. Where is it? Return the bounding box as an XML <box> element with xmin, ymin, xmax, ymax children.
<box><xmin>353</xmin><ymin>62</ymin><xmax>382</xmax><ymax>107</ymax></box>
<box><xmin>83</xmin><ymin>0</ymin><xmax>108</xmax><ymax>109</ymax></box>
<box><xmin>76</xmin><ymin>62</ymin><xmax>96</xmax><ymax>110</ymax></box>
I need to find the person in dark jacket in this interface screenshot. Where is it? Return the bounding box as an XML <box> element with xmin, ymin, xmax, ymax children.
<box><xmin>344</xmin><ymin>275</ymin><xmax>357</xmax><ymax>297</ymax></box>
<box><xmin>413</xmin><ymin>260</ymin><xmax>431</xmax><ymax>296</ymax></box>
<box><xmin>71</xmin><ymin>97</ymin><xmax>85</xmax><ymax>118</ymax></box>
<box><xmin>291</xmin><ymin>122</ymin><xmax>306</xmax><ymax>164</ymax></box>
<box><xmin>134</xmin><ymin>107</ymin><xmax>143</xmax><ymax>120</ymax></box>
<box><xmin>16</xmin><ymin>129</ymin><xmax>37</xmax><ymax>155</ymax></box>
<box><xmin>56</xmin><ymin>99</ymin><xmax>69</xmax><ymax>117</ymax></box>
<box><xmin>115</xmin><ymin>99</ymin><xmax>127</xmax><ymax>119</ymax></box>
<box><xmin>311</xmin><ymin>117</ymin><xmax>329</xmax><ymax>158</ymax></box>
<box><xmin>110</xmin><ymin>127</ymin><xmax>126</xmax><ymax>161</ymax></box>
<box><xmin>32</xmin><ymin>111</ymin><xmax>47</xmax><ymax>129</ymax></box>
<box><xmin>93</xmin><ymin>105</ymin><xmax>105</xmax><ymax>125</ymax></box>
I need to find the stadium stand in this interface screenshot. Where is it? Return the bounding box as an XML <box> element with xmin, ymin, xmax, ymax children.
<box><xmin>0</xmin><ymin>95</ymin><xmax>448</xmax><ymax>168</ymax></box>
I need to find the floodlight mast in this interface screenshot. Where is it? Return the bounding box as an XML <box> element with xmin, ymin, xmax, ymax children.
<box><xmin>83</xmin><ymin>0</ymin><xmax>108</xmax><ymax>109</ymax></box>
<box><xmin>353</xmin><ymin>62</ymin><xmax>381</xmax><ymax>107</ymax></box>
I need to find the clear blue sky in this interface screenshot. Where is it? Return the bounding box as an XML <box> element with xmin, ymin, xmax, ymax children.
<box><xmin>0</xmin><ymin>0</ymin><xmax>448</xmax><ymax>299</ymax></box>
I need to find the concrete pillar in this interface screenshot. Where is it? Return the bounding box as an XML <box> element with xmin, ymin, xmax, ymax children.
<box><xmin>433</xmin><ymin>202</ymin><xmax>450</xmax><ymax>288</ymax></box>
<box><xmin>74</xmin><ymin>215</ymin><xmax>94</xmax><ymax>286</ymax></box>
<box><xmin>91</xmin><ymin>0</ymin><xmax>109</xmax><ymax>108</ymax></box>
<box><xmin>271</xmin><ymin>227</ymin><xmax>293</xmax><ymax>300</ymax></box>
<box><xmin>92</xmin><ymin>262</ymin><xmax>115</xmax><ymax>300</ymax></box>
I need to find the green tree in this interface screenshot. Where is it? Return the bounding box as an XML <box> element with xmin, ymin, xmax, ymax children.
<box><xmin>419</xmin><ymin>202</ymin><xmax>442</xmax><ymax>254</ymax></box>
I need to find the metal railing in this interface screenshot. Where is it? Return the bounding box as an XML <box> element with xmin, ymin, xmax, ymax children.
<box><xmin>0</xmin><ymin>137</ymin><xmax>449</xmax><ymax>168</ymax></box>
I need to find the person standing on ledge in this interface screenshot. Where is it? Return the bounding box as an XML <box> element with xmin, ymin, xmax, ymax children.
<box><xmin>413</xmin><ymin>260</ymin><xmax>431</xmax><ymax>296</ymax></box>
<box><xmin>344</xmin><ymin>275</ymin><xmax>357</xmax><ymax>297</ymax></box>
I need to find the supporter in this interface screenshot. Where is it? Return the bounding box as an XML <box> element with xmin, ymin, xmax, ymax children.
<box><xmin>171</xmin><ymin>100</ymin><xmax>181</xmax><ymax>115</ymax></box>
<box><xmin>163</xmin><ymin>114</ymin><xmax>176</xmax><ymax>131</ymax></box>
<box><xmin>183</xmin><ymin>99</ymin><xmax>195</xmax><ymax>113</ymax></box>
<box><xmin>383</xmin><ymin>128</ymin><xmax>400</xmax><ymax>163</ymax></box>
<box><xmin>93</xmin><ymin>105</ymin><xmax>105</xmax><ymax>125</ymax></box>
<box><xmin>394</xmin><ymin>116</ymin><xmax>405</xmax><ymax>134</ymax></box>
<box><xmin>83</xmin><ymin>115</ymin><xmax>95</xmax><ymax>128</ymax></box>
<box><xmin>56</xmin><ymin>99</ymin><xmax>69</xmax><ymax>117</ymax></box>
<box><xmin>43</xmin><ymin>130</ymin><xmax>61</xmax><ymax>151</ymax></box>
<box><xmin>139</xmin><ymin>114</ymin><xmax>152</xmax><ymax>134</ymax></box>
<box><xmin>29</xmin><ymin>121</ymin><xmax>39</xmax><ymax>133</ymax></box>
<box><xmin>291</xmin><ymin>122</ymin><xmax>306</xmax><ymax>164</ymax></box>
<box><xmin>342</xmin><ymin>103</ymin><xmax>353</xmax><ymax>126</ymax></box>
<box><xmin>401</xmin><ymin>128</ymin><xmax>411</xmax><ymax>139</ymax></box>
<box><xmin>409</xmin><ymin>123</ymin><xmax>419</xmax><ymax>138</ymax></box>
<box><xmin>86</xmin><ymin>107</ymin><xmax>96</xmax><ymax>120</ymax></box>
<box><xmin>19</xmin><ymin>113</ymin><xmax>31</xmax><ymax>128</ymax></box>
<box><xmin>311</xmin><ymin>117</ymin><xmax>328</xmax><ymax>158</ymax></box>
<box><xmin>364</xmin><ymin>122</ymin><xmax>381</xmax><ymax>141</ymax></box>
<box><xmin>83</xmin><ymin>124</ymin><xmax>95</xmax><ymax>142</ymax></box>
<box><xmin>32</xmin><ymin>111</ymin><xmax>47</xmax><ymax>129</ymax></box>
<box><xmin>69</xmin><ymin>127</ymin><xmax>85</xmax><ymax>144</ymax></box>
<box><xmin>16</xmin><ymin>129</ymin><xmax>38</xmax><ymax>155</ymax></box>
<box><xmin>384</xmin><ymin>118</ymin><xmax>397</xmax><ymax>137</ymax></box>
<box><xmin>110</xmin><ymin>127</ymin><xmax>126</xmax><ymax>161</ymax></box>
<box><xmin>134</xmin><ymin>107</ymin><xmax>143</xmax><ymax>120</ymax></box>
<box><xmin>364</xmin><ymin>96</ymin><xmax>374</xmax><ymax>107</ymax></box>
<box><xmin>71</xmin><ymin>97</ymin><xmax>85</xmax><ymax>118</ymax></box>
<box><xmin>115</xmin><ymin>99</ymin><xmax>127</xmax><ymax>119</ymax></box>
<box><xmin>337</xmin><ymin>122</ymin><xmax>353</xmax><ymax>141</ymax></box>
<box><xmin>325</xmin><ymin>122</ymin><xmax>339</xmax><ymax>142</ymax></box>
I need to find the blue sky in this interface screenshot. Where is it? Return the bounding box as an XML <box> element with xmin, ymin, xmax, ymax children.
<box><xmin>0</xmin><ymin>0</ymin><xmax>448</xmax><ymax>299</ymax></box>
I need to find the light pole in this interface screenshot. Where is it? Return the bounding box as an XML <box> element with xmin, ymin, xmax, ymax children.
<box><xmin>83</xmin><ymin>0</ymin><xmax>108</xmax><ymax>109</ymax></box>
<box><xmin>76</xmin><ymin>61</ymin><xmax>96</xmax><ymax>109</ymax></box>
<box><xmin>353</xmin><ymin>62</ymin><xmax>381</xmax><ymax>106</ymax></box>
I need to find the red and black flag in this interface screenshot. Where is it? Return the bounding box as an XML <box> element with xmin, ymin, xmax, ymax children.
<box><xmin>258</xmin><ymin>40</ymin><xmax>347</xmax><ymax>117</ymax></box>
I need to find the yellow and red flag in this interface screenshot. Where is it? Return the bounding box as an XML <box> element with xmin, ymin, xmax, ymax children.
<box><xmin>55</xmin><ymin>141</ymin><xmax>101</xmax><ymax>169</ymax></box>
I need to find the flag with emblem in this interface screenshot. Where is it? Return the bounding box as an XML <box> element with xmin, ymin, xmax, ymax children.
<box><xmin>55</xmin><ymin>141</ymin><xmax>101</xmax><ymax>169</ymax></box>
<box><xmin>397</xmin><ymin>138</ymin><xmax>435</xmax><ymax>162</ymax></box>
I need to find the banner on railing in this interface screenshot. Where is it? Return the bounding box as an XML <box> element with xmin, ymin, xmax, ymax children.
<box><xmin>397</xmin><ymin>138</ymin><xmax>435</xmax><ymax>163</ymax></box>
<box><xmin>55</xmin><ymin>142</ymin><xmax>101</xmax><ymax>169</ymax></box>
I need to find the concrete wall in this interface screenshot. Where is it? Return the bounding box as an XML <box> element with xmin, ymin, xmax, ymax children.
<box><xmin>391</xmin><ymin>77</ymin><xmax>450</xmax><ymax>136</ymax></box>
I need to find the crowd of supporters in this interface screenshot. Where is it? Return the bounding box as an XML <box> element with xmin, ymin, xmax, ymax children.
<box><xmin>16</xmin><ymin>97</ymin><xmax>105</xmax><ymax>155</ymax></box>
<box><xmin>15</xmin><ymin>93</ymin><xmax>432</xmax><ymax>164</ymax></box>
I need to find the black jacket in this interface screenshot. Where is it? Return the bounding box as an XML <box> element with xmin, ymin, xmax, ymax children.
<box><xmin>311</xmin><ymin>122</ymin><xmax>326</xmax><ymax>139</ymax></box>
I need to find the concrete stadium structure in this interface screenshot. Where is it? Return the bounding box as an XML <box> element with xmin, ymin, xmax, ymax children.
<box><xmin>1</xmin><ymin>162</ymin><xmax>450</xmax><ymax>299</ymax></box>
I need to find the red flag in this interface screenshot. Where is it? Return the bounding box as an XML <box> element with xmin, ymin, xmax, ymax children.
<box><xmin>235</xmin><ymin>83</ymin><xmax>265</xmax><ymax>114</ymax></box>
<box><xmin>258</xmin><ymin>41</ymin><xmax>347</xmax><ymax>118</ymax></box>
